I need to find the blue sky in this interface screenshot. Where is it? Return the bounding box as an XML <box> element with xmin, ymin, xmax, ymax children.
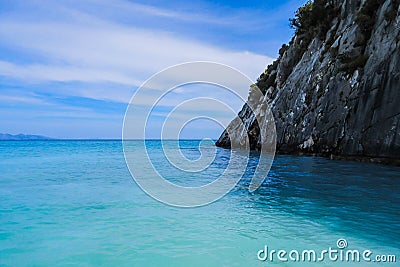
<box><xmin>0</xmin><ymin>0</ymin><xmax>306</xmax><ymax>139</ymax></box>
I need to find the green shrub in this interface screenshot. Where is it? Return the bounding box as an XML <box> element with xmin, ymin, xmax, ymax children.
<box><xmin>257</xmin><ymin>60</ymin><xmax>279</xmax><ymax>93</ymax></box>
<box><xmin>289</xmin><ymin>1</ymin><xmax>314</xmax><ymax>34</ymax></box>
<box><xmin>289</xmin><ymin>0</ymin><xmax>339</xmax><ymax>39</ymax></box>
<box><xmin>279</xmin><ymin>44</ymin><xmax>289</xmax><ymax>57</ymax></box>
<box><xmin>329</xmin><ymin>46</ymin><xmax>339</xmax><ymax>57</ymax></box>
<box><xmin>339</xmin><ymin>55</ymin><xmax>369</xmax><ymax>74</ymax></box>
<box><xmin>356</xmin><ymin>0</ymin><xmax>385</xmax><ymax>35</ymax></box>
<box><xmin>354</xmin><ymin>38</ymin><xmax>366</xmax><ymax>47</ymax></box>
<box><xmin>356</xmin><ymin>13</ymin><xmax>375</xmax><ymax>33</ymax></box>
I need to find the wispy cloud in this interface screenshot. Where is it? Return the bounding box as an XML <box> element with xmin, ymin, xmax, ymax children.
<box><xmin>0</xmin><ymin>20</ymin><xmax>272</xmax><ymax>82</ymax></box>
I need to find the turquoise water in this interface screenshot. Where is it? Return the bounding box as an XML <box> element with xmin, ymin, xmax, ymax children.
<box><xmin>0</xmin><ymin>140</ymin><xmax>399</xmax><ymax>266</ymax></box>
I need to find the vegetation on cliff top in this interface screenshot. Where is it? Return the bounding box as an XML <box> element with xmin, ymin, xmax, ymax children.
<box><xmin>289</xmin><ymin>0</ymin><xmax>338</xmax><ymax>39</ymax></box>
<box><xmin>256</xmin><ymin>0</ymin><xmax>339</xmax><ymax>94</ymax></box>
<box><xmin>256</xmin><ymin>0</ymin><xmax>393</xmax><ymax>91</ymax></box>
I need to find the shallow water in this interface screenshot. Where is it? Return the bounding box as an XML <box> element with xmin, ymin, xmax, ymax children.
<box><xmin>0</xmin><ymin>140</ymin><xmax>399</xmax><ymax>266</ymax></box>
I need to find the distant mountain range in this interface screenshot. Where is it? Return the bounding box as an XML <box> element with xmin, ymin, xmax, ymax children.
<box><xmin>0</xmin><ymin>133</ymin><xmax>52</xmax><ymax>140</ymax></box>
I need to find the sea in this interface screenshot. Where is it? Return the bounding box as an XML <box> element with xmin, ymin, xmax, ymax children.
<box><xmin>0</xmin><ymin>140</ymin><xmax>399</xmax><ymax>266</ymax></box>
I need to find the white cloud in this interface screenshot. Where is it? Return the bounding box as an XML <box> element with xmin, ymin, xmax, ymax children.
<box><xmin>0</xmin><ymin>20</ymin><xmax>272</xmax><ymax>79</ymax></box>
<box><xmin>0</xmin><ymin>4</ymin><xmax>273</xmax><ymax>104</ymax></box>
<box><xmin>0</xmin><ymin>61</ymin><xmax>140</xmax><ymax>85</ymax></box>
<box><xmin>0</xmin><ymin>94</ymin><xmax>48</xmax><ymax>105</ymax></box>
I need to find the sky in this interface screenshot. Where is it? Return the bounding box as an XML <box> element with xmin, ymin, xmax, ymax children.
<box><xmin>0</xmin><ymin>0</ymin><xmax>306</xmax><ymax>139</ymax></box>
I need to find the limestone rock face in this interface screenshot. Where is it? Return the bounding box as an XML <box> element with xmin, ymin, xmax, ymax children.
<box><xmin>216</xmin><ymin>0</ymin><xmax>400</xmax><ymax>164</ymax></box>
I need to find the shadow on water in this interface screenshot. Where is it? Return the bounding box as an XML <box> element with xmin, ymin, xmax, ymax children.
<box><xmin>236</xmin><ymin>153</ymin><xmax>400</xmax><ymax>247</ymax></box>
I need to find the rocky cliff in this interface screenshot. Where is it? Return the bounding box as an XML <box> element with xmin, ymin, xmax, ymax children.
<box><xmin>216</xmin><ymin>0</ymin><xmax>400</xmax><ymax>164</ymax></box>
